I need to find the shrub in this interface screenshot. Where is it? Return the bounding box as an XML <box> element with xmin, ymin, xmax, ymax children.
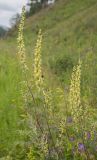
<box><xmin>50</xmin><ymin>55</ymin><xmax>74</xmax><ymax>75</ymax></box>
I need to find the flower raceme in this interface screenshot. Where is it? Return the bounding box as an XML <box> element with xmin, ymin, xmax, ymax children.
<box><xmin>69</xmin><ymin>60</ymin><xmax>82</xmax><ymax>121</ymax></box>
<box><xmin>17</xmin><ymin>6</ymin><xmax>29</xmax><ymax>107</ymax></box>
<box><xmin>17</xmin><ymin>6</ymin><xmax>28</xmax><ymax>72</ymax></box>
<box><xmin>33</xmin><ymin>29</ymin><xmax>43</xmax><ymax>92</ymax></box>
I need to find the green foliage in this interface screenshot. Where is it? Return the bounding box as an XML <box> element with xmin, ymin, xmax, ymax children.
<box><xmin>1</xmin><ymin>0</ymin><xmax>97</xmax><ymax>159</ymax></box>
<box><xmin>27</xmin><ymin>0</ymin><xmax>48</xmax><ymax>16</ymax></box>
<box><xmin>50</xmin><ymin>55</ymin><xmax>74</xmax><ymax>74</ymax></box>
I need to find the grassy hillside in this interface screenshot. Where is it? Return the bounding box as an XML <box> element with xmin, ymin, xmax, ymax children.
<box><xmin>1</xmin><ymin>0</ymin><xmax>97</xmax><ymax>158</ymax></box>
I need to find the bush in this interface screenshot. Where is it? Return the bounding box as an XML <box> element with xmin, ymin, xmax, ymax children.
<box><xmin>50</xmin><ymin>55</ymin><xmax>74</xmax><ymax>75</ymax></box>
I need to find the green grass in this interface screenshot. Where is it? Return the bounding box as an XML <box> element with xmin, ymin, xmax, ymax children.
<box><xmin>1</xmin><ymin>0</ymin><xmax>97</xmax><ymax>158</ymax></box>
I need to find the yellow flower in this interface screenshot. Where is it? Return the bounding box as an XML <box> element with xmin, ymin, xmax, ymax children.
<box><xmin>69</xmin><ymin>60</ymin><xmax>82</xmax><ymax>121</ymax></box>
<box><xmin>17</xmin><ymin>6</ymin><xmax>28</xmax><ymax>72</ymax></box>
<box><xmin>33</xmin><ymin>29</ymin><xmax>43</xmax><ymax>92</ymax></box>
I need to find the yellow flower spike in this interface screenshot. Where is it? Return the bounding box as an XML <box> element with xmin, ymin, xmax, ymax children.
<box><xmin>17</xmin><ymin>7</ymin><xmax>30</xmax><ymax>108</ymax></box>
<box><xmin>69</xmin><ymin>60</ymin><xmax>82</xmax><ymax>121</ymax></box>
<box><xmin>17</xmin><ymin>6</ymin><xmax>28</xmax><ymax>72</ymax></box>
<box><xmin>33</xmin><ymin>29</ymin><xmax>43</xmax><ymax>92</ymax></box>
<box><xmin>41</xmin><ymin>133</ymin><xmax>48</xmax><ymax>156</ymax></box>
<box><xmin>43</xmin><ymin>89</ymin><xmax>53</xmax><ymax>121</ymax></box>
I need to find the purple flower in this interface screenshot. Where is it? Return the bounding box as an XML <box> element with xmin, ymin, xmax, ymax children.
<box><xmin>78</xmin><ymin>143</ymin><xmax>85</xmax><ymax>152</ymax></box>
<box><xmin>86</xmin><ymin>132</ymin><xmax>91</xmax><ymax>139</ymax></box>
<box><xmin>66</xmin><ymin>116</ymin><xmax>73</xmax><ymax>123</ymax></box>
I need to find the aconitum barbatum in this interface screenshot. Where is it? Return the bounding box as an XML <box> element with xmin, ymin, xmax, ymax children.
<box><xmin>17</xmin><ymin>6</ymin><xmax>28</xmax><ymax>72</ymax></box>
<box><xmin>69</xmin><ymin>60</ymin><xmax>82</xmax><ymax>122</ymax></box>
<box><xmin>17</xmin><ymin>6</ymin><xmax>29</xmax><ymax>106</ymax></box>
<box><xmin>33</xmin><ymin>29</ymin><xmax>43</xmax><ymax>92</ymax></box>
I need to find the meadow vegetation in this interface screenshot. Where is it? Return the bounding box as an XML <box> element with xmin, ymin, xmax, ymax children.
<box><xmin>1</xmin><ymin>0</ymin><xmax>97</xmax><ymax>159</ymax></box>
